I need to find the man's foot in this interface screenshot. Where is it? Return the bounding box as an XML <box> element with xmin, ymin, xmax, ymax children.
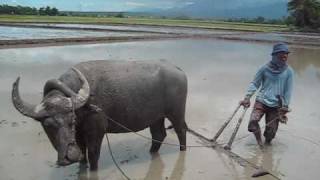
<box><xmin>258</xmin><ymin>141</ymin><xmax>264</xmax><ymax>149</ymax></box>
<box><xmin>253</xmin><ymin>131</ymin><xmax>263</xmax><ymax>148</ymax></box>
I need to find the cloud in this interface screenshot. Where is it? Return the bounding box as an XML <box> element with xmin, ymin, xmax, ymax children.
<box><xmin>79</xmin><ymin>2</ymin><xmax>95</xmax><ymax>8</ymax></box>
<box><xmin>185</xmin><ymin>2</ymin><xmax>194</xmax><ymax>6</ymax></box>
<box><xmin>125</xmin><ymin>1</ymin><xmax>147</xmax><ymax>7</ymax></box>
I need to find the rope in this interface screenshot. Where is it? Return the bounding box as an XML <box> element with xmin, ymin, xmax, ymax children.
<box><xmin>102</xmin><ymin>113</ymin><xmax>282</xmax><ymax>180</ymax></box>
<box><xmin>106</xmin><ymin>117</ymin><xmax>215</xmax><ymax>148</ymax></box>
<box><xmin>103</xmin><ymin>116</ymin><xmax>214</xmax><ymax>180</ymax></box>
<box><xmin>278</xmin><ymin>129</ymin><xmax>320</xmax><ymax>147</ymax></box>
<box><xmin>222</xmin><ymin>113</ymin><xmax>284</xmax><ymax>145</ymax></box>
<box><xmin>105</xmin><ymin>132</ymin><xmax>131</xmax><ymax>180</ymax></box>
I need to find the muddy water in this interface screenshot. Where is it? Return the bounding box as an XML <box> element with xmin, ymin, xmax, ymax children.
<box><xmin>0</xmin><ymin>26</ymin><xmax>158</xmax><ymax>40</ymax></box>
<box><xmin>0</xmin><ymin>39</ymin><xmax>319</xmax><ymax>180</ymax></box>
<box><xmin>24</xmin><ymin>23</ymin><xmax>241</xmax><ymax>35</ymax></box>
<box><xmin>222</xmin><ymin>32</ymin><xmax>320</xmax><ymax>46</ymax></box>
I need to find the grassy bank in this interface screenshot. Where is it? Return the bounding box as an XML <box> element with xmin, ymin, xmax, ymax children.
<box><xmin>0</xmin><ymin>15</ymin><xmax>290</xmax><ymax>32</ymax></box>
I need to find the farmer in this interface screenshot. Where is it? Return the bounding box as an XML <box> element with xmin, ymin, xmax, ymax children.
<box><xmin>239</xmin><ymin>42</ymin><xmax>294</xmax><ymax>147</ymax></box>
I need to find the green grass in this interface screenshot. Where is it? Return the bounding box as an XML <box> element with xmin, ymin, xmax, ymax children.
<box><xmin>0</xmin><ymin>15</ymin><xmax>290</xmax><ymax>32</ymax></box>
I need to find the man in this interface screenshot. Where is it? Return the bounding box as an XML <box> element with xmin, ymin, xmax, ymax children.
<box><xmin>240</xmin><ymin>42</ymin><xmax>294</xmax><ymax>147</ymax></box>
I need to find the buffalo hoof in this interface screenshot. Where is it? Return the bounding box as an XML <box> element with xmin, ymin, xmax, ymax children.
<box><xmin>79</xmin><ymin>161</ymin><xmax>88</xmax><ymax>168</ymax></box>
<box><xmin>90</xmin><ymin>165</ymin><xmax>98</xmax><ymax>171</ymax></box>
<box><xmin>80</xmin><ymin>157</ymin><xmax>88</xmax><ymax>165</ymax></box>
<box><xmin>180</xmin><ymin>145</ymin><xmax>186</xmax><ymax>151</ymax></box>
<box><xmin>150</xmin><ymin>144</ymin><xmax>161</xmax><ymax>153</ymax></box>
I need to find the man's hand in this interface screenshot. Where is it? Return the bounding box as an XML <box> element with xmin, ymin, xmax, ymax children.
<box><xmin>278</xmin><ymin>107</ymin><xmax>290</xmax><ymax>124</ymax></box>
<box><xmin>239</xmin><ymin>97</ymin><xmax>250</xmax><ymax>108</ymax></box>
<box><xmin>279</xmin><ymin>107</ymin><xmax>290</xmax><ymax>114</ymax></box>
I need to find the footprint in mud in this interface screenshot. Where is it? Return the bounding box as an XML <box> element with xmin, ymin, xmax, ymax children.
<box><xmin>11</xmin><ymin>122</ymin><xmax>19</xmax><ymax>127</ymax></box>
<box><xmin>120</xmin><ymin>155</ymin><xmax>139</xmax><ymax>164</ymax></box>
<box><xmin>0</xmin><ymin>119</ymin><xmax>8</xmax><ymax>127</ymax></box>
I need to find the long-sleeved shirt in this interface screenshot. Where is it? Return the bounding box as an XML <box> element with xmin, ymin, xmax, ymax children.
<box><xmin>245</xmin><ymin>64</ymin><xmax>294</xmax><ymax>107</ymax></box>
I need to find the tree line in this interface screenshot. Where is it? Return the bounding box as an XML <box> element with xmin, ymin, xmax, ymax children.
<box><xmin>0</xmin><ymin>4</ymin><xmax>59</xmax><ymax>16</ymax></box>
<box><xmin>227</xmin><ymin>0</ymin><xmax>320</xmax><ymax>30</ymax></box>
<box><xmin>288</xmin><ymin>0</ymin><xmax>320</xmax><ymax>29</ymax></box>
<box><xmin>1</xmin><ymin>2</ymin><xmax>320</xmax><ymax>30</ymax></box>
<box><xmin>225</xmin><ymin>16</ymin><xmax>288</xmax><ymax>25</ymax></box>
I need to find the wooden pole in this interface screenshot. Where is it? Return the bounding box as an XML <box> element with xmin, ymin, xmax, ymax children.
<box><xmin>211</xmin><ymin>104</ymin><xmax>241</xmax><ymax>142</ymax></box>
<box><xmin>224</xmin><ymin>107</ymin><xmax>248</xmax><ymax>150</ymax></box>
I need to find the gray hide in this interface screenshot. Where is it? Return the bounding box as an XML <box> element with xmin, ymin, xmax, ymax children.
<box><xmin>13</xmin><ymin>60</ymin><xmax>188</xmax><ymax>171</ymax></box>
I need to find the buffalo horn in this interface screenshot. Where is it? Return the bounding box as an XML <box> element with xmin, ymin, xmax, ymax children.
<box><xmin>11</xmin><ymin>77</ymin><xmax>48</xmax><ymax>119</ymax></box>
<box><xmin>43</xmin><ymin>67</ymin><xmax>90</xmax><ymax>109</ymax></box>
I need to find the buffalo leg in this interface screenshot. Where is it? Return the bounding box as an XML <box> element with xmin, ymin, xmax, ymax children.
<box><xmin>168</xmin><ymin>115</ymin><xmax>187</xmax><ymax>151</ymax></box>
<box><xmin>76</xmin><ymin>128</ymin><xmax>88</xmax><ymax>165</ymax></box>
<box><xmin>84</xmin><ymin>111</ymin><xmax>107</xmax><ymax>171</ymax></box>
<box><xmin>87</xmin><ymin>132</ymin><xmax>104</xmax><ymax>171</ymax></box>
<box><xmin>174</xmin><ymin>125</ymin><xmax>187</xmax><ymax>151</ymax></box>
<box><xmin>149</xmin><ymin>118</ymin><xmax>166</xmax><ymax>153</ymax></box>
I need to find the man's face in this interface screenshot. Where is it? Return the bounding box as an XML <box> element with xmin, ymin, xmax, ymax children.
<box><xmin>277</xmin><ymin>52</ymin><xmax>289</xmax><ymax>62</ymax></box>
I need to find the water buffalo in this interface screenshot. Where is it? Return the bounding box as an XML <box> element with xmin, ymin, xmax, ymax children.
<box><xmin>12</xmin><ymin>60</ymin><xmax>188</xmax><ymax>170</ymax></box>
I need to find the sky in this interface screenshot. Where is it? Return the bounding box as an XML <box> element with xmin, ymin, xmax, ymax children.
<box><xmin>1</xmin><ymin>0</ymin><xmax>288</xmax><ymax>11</ymax></box>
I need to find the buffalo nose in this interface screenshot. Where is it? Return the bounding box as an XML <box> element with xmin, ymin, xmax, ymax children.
<box><xmin>57</xmin><ymin>159</ymin><xmax>71</xmax><ymax>166</ymax></box>
<box><xmin>67</xmin><ymin>144</ymin><xmax>81</xmax><ymax>162</ymax></box>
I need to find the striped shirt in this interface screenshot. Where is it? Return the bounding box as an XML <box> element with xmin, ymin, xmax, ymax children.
<box><xmin>246</xmin><ymin>64</ymin><xmax>294</xmax><ymax>107</ymax></box>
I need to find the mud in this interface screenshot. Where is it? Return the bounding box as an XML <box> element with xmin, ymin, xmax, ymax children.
<box><xmin>0</xmin><ymin>38</ymin><xmax>320</xmax><ymax>180</ymax></box>
<box><xmin>1</xmin><ymin>23</ymin><xmax>320</xmax><ymax>49</ymax></box>
<box><xmin>0</xmin><ymin>23</ymin><xmax>170</xmax><ymax>34</ymax></box>
<box><xmin>0</xmin><ymin>34</ymin><xmax>183</xmax><ymax>49</ymax></box>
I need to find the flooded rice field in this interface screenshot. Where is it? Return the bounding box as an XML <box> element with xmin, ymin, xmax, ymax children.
<box><xmin>0</xmin><ymin>38</ymin><xmax>320</xmax><ymax>180</ymax></box>
<box><xmin>20</xmin><ymin>23</ymin><xmax>242</xmax><ymax>35</ymax></box>
<box><xmin>2</xmin><ymin>23</ymin><xmax>320</xmax><ymax>48</ymax></box>
<box><xmin>222</xmin><ymin>32</ymin><xmax>320</xmax><ymax>46</ymax></box>
<box><xmin>0</xmin><ymin>26</ymin><xmax>159</xmax><ymax>40</ymax></box>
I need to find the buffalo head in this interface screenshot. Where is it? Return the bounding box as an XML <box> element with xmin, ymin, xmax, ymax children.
<box><xmin>12</xmin><ymin>68</ymin><xmax>90</xmax><ymax>166</ymax></box>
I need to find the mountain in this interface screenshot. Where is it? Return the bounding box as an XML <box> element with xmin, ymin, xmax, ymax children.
<box><xmin>132</xmin><ymin>0</ymin><xmax>289</xmax><ymax>19</ymax></box>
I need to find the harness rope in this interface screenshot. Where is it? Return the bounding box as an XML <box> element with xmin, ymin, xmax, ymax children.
<box><xmin>104</xmin><ymin>115</ymin><xmax>281</xmax><ymax>180</ymax></box>
<box><xmin>223</xmin><ymin>112</ymin><xmax>284</xmax><ymax>145</ymax></box>
<box><xmin>105</xmin><ymin>116</ymin><xmax>215</xmax><ymax>148</ymax></box>
<box><xmin>71</xmin><ymin>104</ymin><xmax>283</xmax><ymax>179</ymax></box>
<box><xmin>105</xmin><ymin>132</ymin><xmax>131</xmax><ymax>180</ymax></box>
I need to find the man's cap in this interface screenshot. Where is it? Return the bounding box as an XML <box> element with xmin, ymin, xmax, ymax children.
<box><xmin>271</xmin><ymin>42</ymin><xmax>290</xmax><ymax>55</ymax></box>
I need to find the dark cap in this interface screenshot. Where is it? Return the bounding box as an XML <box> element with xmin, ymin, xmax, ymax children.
<box><xmin>271</xmin><ymin>42</ymin><xmax>290</xmax><ymax>55</ymax></box>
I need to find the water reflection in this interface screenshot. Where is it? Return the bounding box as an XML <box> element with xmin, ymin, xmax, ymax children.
<box><xmin>167</xmin><ymin>152</ymin><xmax>186</xmax><ymax>180</ymax></box>
<box><xmin>243</xmin><ymin>146</ymin><xmax>283</xmax><ymax>179</ymax></box>
<box><xmin>25</xmin><ymin>23</ymin><xmax>240</xmax><ymax>35</ymax></box>
<box><xmin>289</xmin><ymin>47</ymin><xmax>320</xmax><ymax>77</ymax></box>
<box><xmin>75</xmin><ymin>152</ymin><xmax>186</xmax><ymax>180</ymax></box>
<box><xmin>216</xmin><ymin>151</ymin><xmax>241</xmax><ymax>180</ymax></box>
<box><xmin>0</xmin><ymin>26</ymin><xmax>158</xmax><ymax>40</ymax></box>
<box><xmin>77</xmin><ymin>164</ymin><xmax>100</xmax><ymax>180</ymax></box>
<box><xmin>144</xmin><ymin>153</ymin><xmax>165</xmax><ymax>180</ymax></box>
<box><xmin>144</xmin><ymin>152</ymin><xmax>186</xmax><ymax>180</ymax></box>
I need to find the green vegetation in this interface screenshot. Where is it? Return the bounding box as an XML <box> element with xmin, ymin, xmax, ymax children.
<box><xmin>2</xmin><ymin>2</ymin><xmax>319</xmax><ymax>32</ymax></box>
<box><xmin>0</xmin><ymin>4</ymin><xmax>59</xmax><ymax>16</ymax></box>
<box><xmin>1</xmin><ymin>3</ymin><xmax>320</xmax><ymax>31</ymax></box>
<box><xmin>288</xmin><ymin>0</ymin><xmax>320</xmax><ymax>30</ymax></box>
<box><xmin>225</xmin><ymin>16</ymin><xmax>289</xmax><ymax>25</ymax></box>
<box><xmin>0</xmin><ymin>15</ymin><xmax>289</xmax><ymax>32</ymax></box>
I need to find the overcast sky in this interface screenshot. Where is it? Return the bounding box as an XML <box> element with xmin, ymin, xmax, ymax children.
<box><xmin>2</xmin><ymin>0</ymin><xmax>288</xmax><ymax>11</ymax></box>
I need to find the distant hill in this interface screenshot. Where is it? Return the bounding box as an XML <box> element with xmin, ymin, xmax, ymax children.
<box><xmin>132</xmin><ymin>0</ymin><xmax>289</xmax><ymax>19</ymax></box>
